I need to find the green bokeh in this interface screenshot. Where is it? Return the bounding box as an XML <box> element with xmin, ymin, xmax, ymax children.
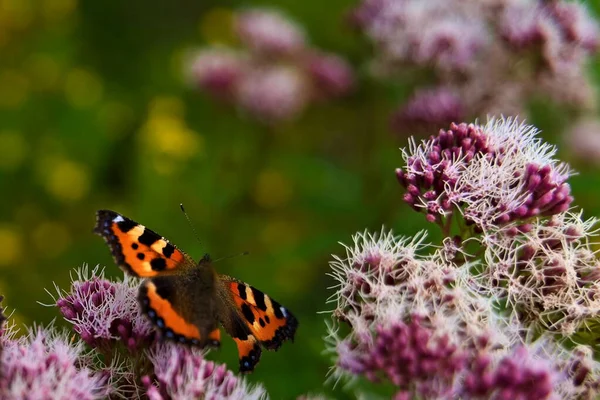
<box><xmin>0</xmin><ymin>0</ymin><xmax>599</xmax><ymax>398</ymax></box>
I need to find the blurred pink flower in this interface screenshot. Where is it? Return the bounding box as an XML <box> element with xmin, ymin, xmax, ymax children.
<box><xmin>392</xmin><ymin>87</ymin><xmax>465</xmax><ymax>134</ymax></box>
<box><xmin>565</xmin><ymin>118</ymin><xmax>600</xmax><ymax>165</ymax></box>
<box><xmin>186</xmin><ymin>7</ymin><xmax>354</xmax><ymax>124</ymax></box>
<box><xmin>353</xmin><ymin>0</ymin><xmax>489</xmax><ymax>72</ymax></box>
<box><xmin>188</xmin><ymin>49</ymin><xmax>245</xmax><ymax>100</ymax></box>
<box><xmin>306</xmin><ymin>52</ymin><xmax>354</xmax><ymax>99</ymax></box>
<box><xmin>352</xmin><ymin>0</ymin><xmax>599</xmax><ymax>134</ymax></box>
<box><xmin>236</xmin><ymin>66</ymin><xmax>309</xmax><ymax>122</ymax></box>
<box><xmin>236</xmin><ymin>9</ymin><xmax>306</xmax><ymax>56</ymax></box>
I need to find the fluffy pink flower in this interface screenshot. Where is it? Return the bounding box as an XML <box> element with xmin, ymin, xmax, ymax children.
<box><xmin>54</xmin><ymin>266</ymin><xmax>154</xmax><ymax>352</ymax></box>
<box><xmin>235</xmin><ymin>9</ymin><xmax>306</xmax><ymax>56</ymax></box>
<box><xmin>143</xmin><ymin>343</ymin><xmax>266</xmax><ymax>400</ymax></box>
<box><xmin>0</xmin><ymin>328</ymin><xmax>107</xmax><ymax>399</ymax></box>
<box><xmin>396</xmin><ymin>118</ymin><xmax>572</xmax><ymax>229</ymax></box>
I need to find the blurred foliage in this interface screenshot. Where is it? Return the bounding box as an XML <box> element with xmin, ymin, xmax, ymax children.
<box><xmin>0</xmin><ymin>0</ymin><xmax>599</xmax><ymax>398</ymax></box>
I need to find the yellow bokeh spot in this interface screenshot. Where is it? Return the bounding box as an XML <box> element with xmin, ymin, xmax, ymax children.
<box><xmin>0</xmin><ymin>131</ymin><xmax>27</xmax><ymax>170</ymax></box>
<box><xmin>45</xmin><ymin>159</ymin><xmax>90</xmax><ymax>202</ymax></box>
<box><xmin>27</xmin><ymin>54</ymin><xmax>61</xmax><ymax>91</ymax></box>
<box><xmin>199</xmin><ymin>8</ymin><xmax>236</xmax><ymax>45</ymax></box>
<box><xmin>32</xmin><ymin>221</ymin><xmax>71</xmax><ymax>258</ymax></box>
<box><xmin>64</xmin><ymin>68</ymin><xmax>103</xmax><ymax>108</ymax></box>
<box><xmin>143</xmin><ymin>116</ymin><xmax>202</xmax><ymax>158</ymax></box>
<box><xmin>0</xmin><ymin>0</ymin><xmax>34</xmax><ymax>30</ymax></box>
<box><xmin>41</xmin><ymin>0</ymin><xmax>77</xmax><ymax>22</ymax></box>
<box><xmin>0</xmin><ymin>227</ymin><xmax>22</xmax><ymax>267</ymax></box>
<box><xmin>0</xmin><ymin>70</ymin><xmax>29</xmax><ymax>109</ymax></box>
<box><xmin>253</xmin><ymin>170</ymin><xmax>293</xmax><ymax>208</ymax></box>
<box><xmin>139</xmin><ymin>97</ymin><xmax>204</xmax><ymax>175</ymax></box>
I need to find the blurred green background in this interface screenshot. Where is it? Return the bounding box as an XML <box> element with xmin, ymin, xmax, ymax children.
<box><xmin>1</xmin><ymin>0</ymin><xmax>600</xmax><ymax>398</ymax></box>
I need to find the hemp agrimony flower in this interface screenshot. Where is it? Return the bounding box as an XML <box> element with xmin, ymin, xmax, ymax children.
<box><xmin>187</xmin><ymin>8</ymin><xmax>354</xmax><ymax>123</ymax></box>
<box><xmin>396</xmin><ymin>117</ymin><xmax>573</xmax><ymax>231</ymax></box>
<box><xmin>328</xmin><ymin>116</ymin><xmax>600</xmax><ymax>398</ymax></box>
<box><xmin>352</xmin><ymin>0</ymin><xmax>599</xmax><ymax>134</ymax></box>
<box><xmin>53</xmin><ymin>266</ymin><xmax>154</xmax><ymax>353</ymax></box>
<box><xmin>142</xmin><ymin>343</ymin><xmax>267</xmax><ymax>400</ymax></box>
<box><xmin>0</xmin><ymin>328</ymin><xmax>108</xmax><ymax>399</ymax></box>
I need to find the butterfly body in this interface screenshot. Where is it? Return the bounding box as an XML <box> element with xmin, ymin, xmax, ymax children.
<box><xmin>94</xmin><ymin>210</ymin><xmax>298</xmax><ymax>373</ymax></box>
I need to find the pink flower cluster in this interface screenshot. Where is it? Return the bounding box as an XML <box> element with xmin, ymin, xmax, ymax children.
<box><xmin>482</xmin><ymin>211</ymin><xmax>600</xmax><ymax>336</ymax></box>
<box><xmin>351</xmin><ymin>0</ymin><xmax>599</xmax><ymax>134</ymax></box>
<box><xmin>55</xmin><ymin>269</ymin><xmax>154</xmax><ymax>353</ymax></box>
<box><xmin>328</xmin><ymin>224</ymin><xmax>600</xmax><ymax>399</ymax></box>
<box><xmin>189</xmin><ymin>9</ymin><xmax>354</xmax><ymax>123</ymax></box>
<box><xmin>338</xmin><ymin>317</ymin><xmax>465</xmax><ymax>398</ymax></box>
<box><xmin>143</xmin><ymin>343</ymin><xmax>265</xmax><ymax>400</ymax></box>
<box><xmin>339</xmin><ymin>319</ymin><xmax>561</xmax><ymax>399</ymax></box>
<box><xmin>396</xmin><ymin>118</ymin><xmax>572</xmax><ymax>230</ymax></box>
<box><xmin>0</xmin><ymin>329</ymin><xmax>107</xmax><ymax>399</ymax></box>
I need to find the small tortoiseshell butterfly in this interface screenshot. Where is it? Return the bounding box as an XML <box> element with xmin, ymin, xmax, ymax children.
<box><xmin>93</xmin><ymin>209</ymin><xmax>298</xmax><ymax>373</ymax></box>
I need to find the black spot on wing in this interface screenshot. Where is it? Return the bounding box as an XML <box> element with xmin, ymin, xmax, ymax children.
<box><xmin>116</xmin><ymin>218</ymin><xmax>137</xmax><ymax>233</ymax></box>
<box><xmin>150</xmin><ymin>257</ymin><xmax>167</xmax><ymax>271</ymax></box>
<box><xmin>272</xmin><ymin>299</ymin><xmax>284</xmax><ymax>319</ymax></box>
<box><xmin>163</xmin><ymin>243</ymin><xmax>175</xmax><ymax>258</ymax></box>
<box><xmin>251</xmin><ymin>287</ymin><xmax>267</xmax><ymax>311</ymax></box>
<box><xmin>241</xmin><ymin>303</ymin><xmax>255</xmax><ymax>324</ymax></box>
<box><xmin>150</xmin><ymin>277</ymin><xmax>175</xmax><ymax>301</ymax></box>
<box><xmin>137</xmin><ymin>253</ymin><xmax>145</xmax><ymax>260</ymax></box>
<box><xmin>237</xmin><ymin>283</ymin><xmax>247</xmax><ymax>300</ymax></box>
<box><xmin>138</xmin><ymin>229</ymin><xmax>161</xmax><ymax>246</ymax></box>
<box><xmin>131</xmin><ymin>243</ymin><xmax>139</xmax><ymax>250</ymax></box>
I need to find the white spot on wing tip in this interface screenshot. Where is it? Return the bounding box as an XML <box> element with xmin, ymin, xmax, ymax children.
<box><xmin>280</xmin><ymin>307</ymin><xmax>287</xmax><ymax>317</ymax></box>
<box><xmin>113</xmin><ymin>215</ymin><xmax>124</xmax><ymax>223</ymax></box>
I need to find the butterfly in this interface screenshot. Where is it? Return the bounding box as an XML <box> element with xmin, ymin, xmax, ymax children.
<box><xmin>93</xmin><ymin>209</ymin><xmax>298</xmax><ymax>373</ymax></box>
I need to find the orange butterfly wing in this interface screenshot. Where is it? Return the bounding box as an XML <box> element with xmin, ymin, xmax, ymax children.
<box><xmin>222</xmin><ymin>278</ymin><xmax>298</xmax><ymax>351</ymax></box>
<box><xmin>94</xmin><ymin>210</ymin><xmax>193</xmax><ymax>277</ymax></box>
<box><xmin>138</xmin><ymin>275</ymin><xmax>221</xmax><ymax>348</ymax></box>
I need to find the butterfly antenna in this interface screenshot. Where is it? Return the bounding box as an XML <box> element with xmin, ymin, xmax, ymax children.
<box><xmin>213</xmin><ymin>251</ymin><xmax>250</xmax><ymax>263</ymax></box>
<box><xmin>180</xmin><ymin>203</ymin><xmax>202</xmax><ymax>246</ymax></box>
